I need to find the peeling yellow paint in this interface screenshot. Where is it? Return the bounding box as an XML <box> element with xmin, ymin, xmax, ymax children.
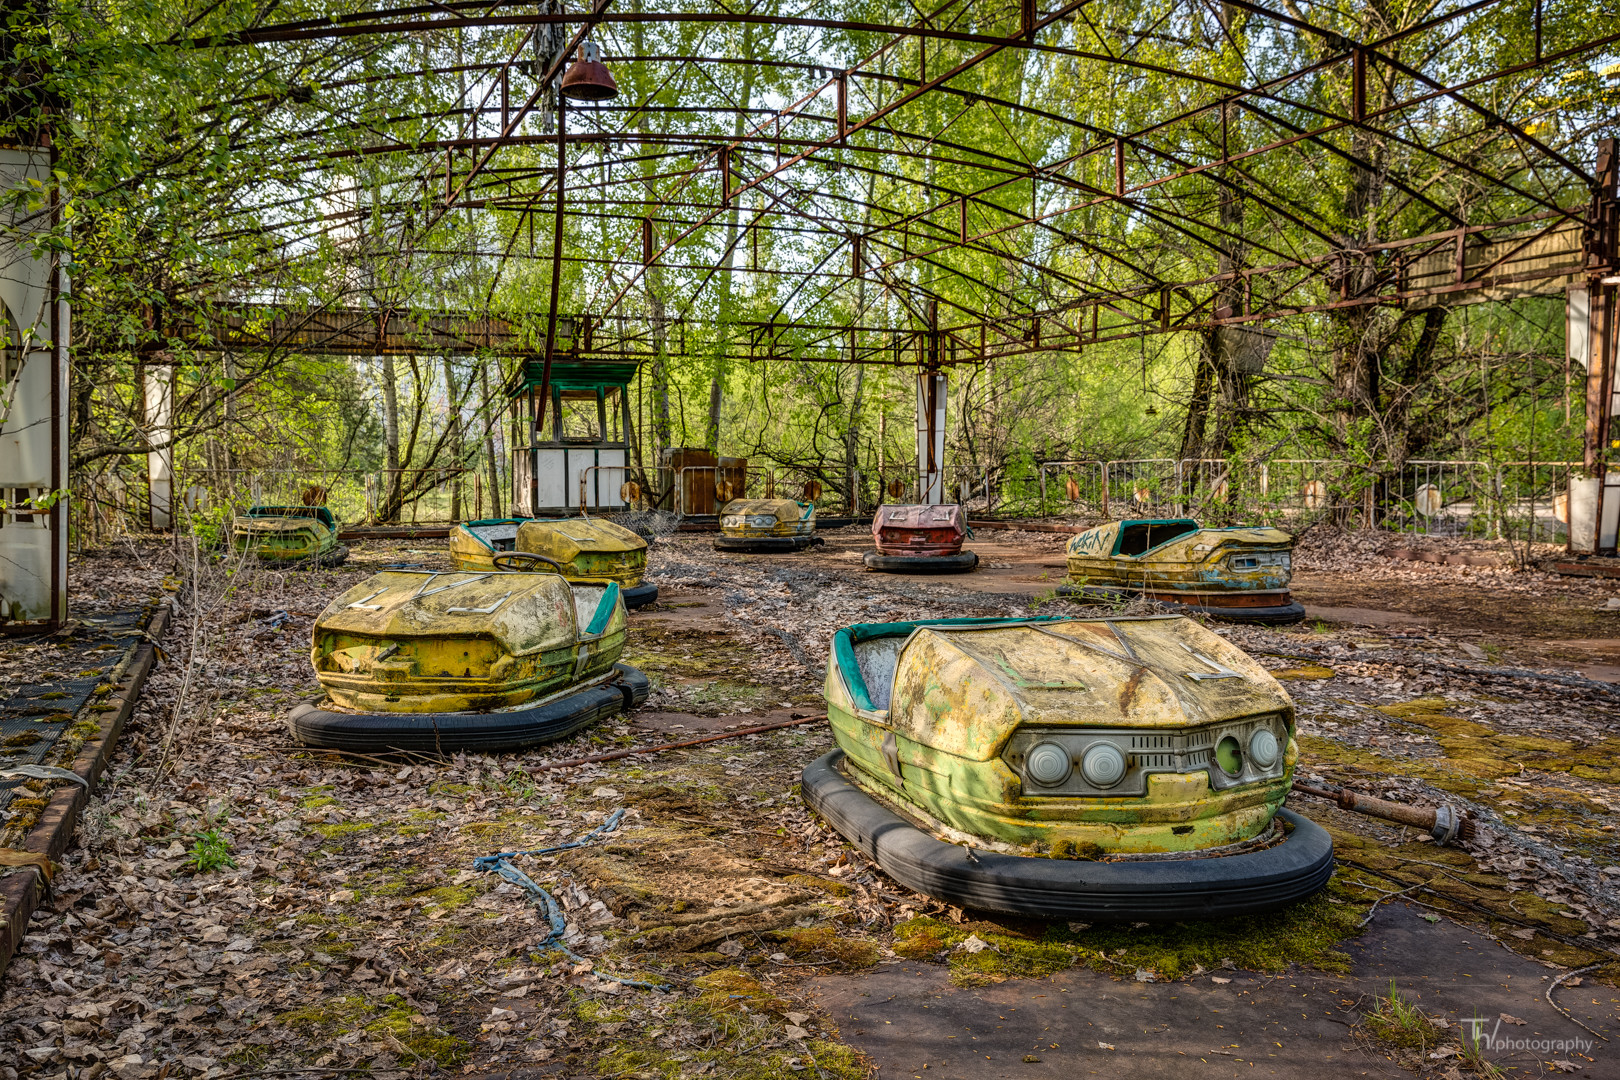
<box><xmin>825</xmin><ymin>616</ymin><xmax>1296</xmax><ymax>854</ymax></box>
<box><xmin>310</xmin><ymin>571</ymin><xmax>626</xmax><ymax>712</ymax></box>
<box><xmin>719</xmin><ymin>498</ymin><xmax>816</xmax><ymax>538</ymax></box>
<box><xmin>1065</xmin><ymin>519</ymin><xmax>1295</xmax><ymax>596</ymax></box>
<box><xmin>450</xmin><ymin>518</ymin><xmax>648</xmax><ymax>586</ymax></box>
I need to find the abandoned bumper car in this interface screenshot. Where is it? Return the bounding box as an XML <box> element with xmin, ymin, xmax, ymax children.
<box><xmin>290</xmin><ymin>570</ymin><xmax>648</xmax><ymax>753</ymax></box>
<box><xmin>864</xmin><ymin>504</ymin><xmax>978</xmax><ymax>573</ymax></box>
<box><xmin>232</xmin><ymin>505</ymin><xmax>348</xmax><ymax>567</ymax></box>
<box><xmin>714</xmin><ymin>497</ymin><xmax>822</xmax><ymax>552</ymax></box>
<box><xmin>1059</xmin><ymin>518</ymin><xmax>1305</xmax><ymax>624</ymax></box>
<box><xmin>449</xmin><ymin>516</ymin><xmax>659</xmax><ymax>608</ymax></box>
<box><xmin>801</xmin><ymin>614</ymin><xmax>1332</xmax><ymax>921</ymax></box>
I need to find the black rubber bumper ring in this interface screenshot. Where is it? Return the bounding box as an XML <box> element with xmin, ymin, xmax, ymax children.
<box><xmin>800</xmin><ymin>750</ymin><xmax>1333</xmax><ymax>922</ymax></box>
<box><xmin>864</xmin><ymin>551</ymin><xmax>979</xmax><ymax>574</ymax></box>
<box><xmin>713</xmin><ymin>536</ymin><xmax>815</xmax><ymax>552</ymax></box>
<box><xmin>289</xmin><ymin>663</ymin><xmax>650</xmax><ymax>754</ymax></box>
<box><xmin>623</xmin><ymin>582</ymin><xmax>660</xmax><ymax>609</ymax></box>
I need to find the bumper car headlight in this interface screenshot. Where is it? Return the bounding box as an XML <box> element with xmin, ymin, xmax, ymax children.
<box><xmin>748</xmin><ymin>515</ymin><xmax>777</xmax><ymax>528</ymax></box>
<box><xmin>722</xmin><ymin>515</ymin><xmax>744</xmax><ymax>527</ymax></box>
<box><xmin>1248</xmin><ymin>728</ymin><xmax>1280</xmax><ymax>768</ymax></box>
<box><xmin>1080</xmin><ymin>743</ymin><xmax>1127</xmax><ymax>788</ymax></box>
<box><xmin>1024</xmin><ymin>742</ymin><xmax>1072</xmax><ymax>786</ymax></box>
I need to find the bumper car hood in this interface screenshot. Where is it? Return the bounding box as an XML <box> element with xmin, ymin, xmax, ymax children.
<box><xmin>833</xmin><ymin>614</ymin><xmax>1290</xmax><ymax>762</ymax></box>
<box><xmin>720</xmin><ymin>497</ymin><xmax>816</xmax><ymax>535</ymax></box>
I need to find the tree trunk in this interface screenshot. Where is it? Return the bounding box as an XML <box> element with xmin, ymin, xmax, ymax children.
<box><xmin>705</xmin><ymin>25</ymin><xmax>759</xmax><ymax>452</ymax></box>
<box><xmin>632</xmin><ymin>6</ymin><xmax>673</xmax><ymax>464</ymax></box>
<box><xmin>380</xmin><ymin>354</ymin><xmax>401</xmax><ymax>523</ymax></box>
<box><xmin>442</xmin><ymin>355</ymin><xmax>461</xmax><ymax>522</ymax></box>
<box><xmin>846</xmin><ymin>364</ymin><xmax>865</xmax><ymax>513</ymax></box>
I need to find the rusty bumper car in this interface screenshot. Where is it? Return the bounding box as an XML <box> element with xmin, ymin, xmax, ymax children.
<box><xmin>1057</xmin><ymin>518</ymin><xmax>1305</xmax><ymax>624</ymax></box>
<box><xmin>714</xmin><ymin>498</ymin><xmax>822</xmax><ymax>553</ymax></box>
<box><xmin>232</xmin><ymin>505</ymin><xmax>348</xmax><ymax>567</ymax></box>
<box><xmin>863</xmin><ymin>504</ymin><xmax>978</xmax><ymax>573</ymax></box>
<box><xmin>801</xmin><ymin>614</ymin><xmax>1332</xmax><ymax>921</ymax></box>
<box><xmin>290</xmin><ymin>570</ymin><xmax>649</xmax><ymax>753</ymax></box>
<box><xmin>450</xmin><ymin>517</ymin><xmax>658</xmax><ymax>608</ymax></box>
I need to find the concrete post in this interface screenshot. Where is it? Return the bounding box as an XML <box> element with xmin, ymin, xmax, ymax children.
<box><xmin>915</xmin><ymin>370</ymin><xmax>946</xmax><ymax>505</ymax></box>
<box><xmin>144</xmin><ymin>364</ymin><xmax>174</xmax><ymax>529</ymax></box>
<box><xmin>0</xmin><ymin>143</ymin><xmax>67</xmax><ymax>630</ymax></box>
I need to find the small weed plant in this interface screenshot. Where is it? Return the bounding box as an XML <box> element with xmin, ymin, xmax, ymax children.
<box><xmin>186</xmin><ymin>829</ymin><xmax>237</xmax><ymax>873</ymax></box>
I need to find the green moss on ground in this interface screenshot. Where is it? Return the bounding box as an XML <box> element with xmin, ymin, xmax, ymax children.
<box><xmin>276</xmin><ymin>993</ymin><xmax>469</xmax><ymax>1067</ymax></box>
<box><xmin>587</xmin><ymin>971</ymin><xmax>866</xmax><ymax>1080</ymax></box>
<box><xmin>893</xmin><ymin>881</ymin><xmax>1366</xmax><ymax>986</ymax></box>
<box><xmin>1371</xmin><ymin>697</ymin><xmax>1620</xmax><ymax>782</ymax></box>
<box><xmin>596</xmin><ymin>1038</ymin><xmax>864</xmax><ymax>1080</ymax></box>
<box><xmin>765</xmin><ymin>926</ymin><xmax>880</xmax><ymax>968</ymax></box>
<box><xmin>1272</xmin><ymin>664</ymin><xmax>1336</xmax><ymax>680</ymax></box>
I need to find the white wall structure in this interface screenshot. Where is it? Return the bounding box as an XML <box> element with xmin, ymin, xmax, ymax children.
<box><xmin>144</xmin><ymin>365</ymin><xmax>174</xmax><ymax>529</ymax></box>
<box><xmin>0</xmin><ymin>144</ymin><xmax>67</xmax><ymax>630</ymax></box>
<box><xmin>915</xmin><ymin>371</ymin><xmax>947</xmax><ymax>505</ymax></box>
<box><xmin>1568</xmin><ymin>282</ymin><xmax>1620</xmax><ymax>553</ymax></box>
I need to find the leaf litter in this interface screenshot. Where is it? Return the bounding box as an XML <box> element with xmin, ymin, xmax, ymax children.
<box><xmin>0</xmin><ymin>528</ymin><xmax>1616</xmax><ymax>1079</ymax></box>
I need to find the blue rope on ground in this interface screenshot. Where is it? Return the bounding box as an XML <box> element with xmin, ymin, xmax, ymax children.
<box><xmin>474</xmin><ymin>807</ymin><xmax>669</xmax><ymax>992</ymax></box>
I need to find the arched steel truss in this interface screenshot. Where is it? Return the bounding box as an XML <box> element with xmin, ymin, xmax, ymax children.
<box><xmin>163</xmin><ymin>0</ymin><xmax>1616</xmax><ymax>391</ymax></box>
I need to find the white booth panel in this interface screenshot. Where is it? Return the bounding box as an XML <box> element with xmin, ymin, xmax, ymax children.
<box><xmin>534</xmin><ymin>448</ymin><xmax>569</xmax><ymax>509</ymax></box>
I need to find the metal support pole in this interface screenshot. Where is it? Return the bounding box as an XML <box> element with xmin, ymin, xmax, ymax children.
<box><xmin>836</xmin><ymin>74</ymin><xmax>848</xmax><ymax>144</ymax></box>
<box><xmin>1351</xmin><ymin>49</ymin><xmax>1365</xmax><ymax>122</ymax></box>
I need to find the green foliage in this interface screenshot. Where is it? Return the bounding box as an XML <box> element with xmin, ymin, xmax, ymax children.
<box><xmin>184</xmin><ymin>829</ymin><xmax>236</xmax><ymax>874</ymax></box>
<box><xmin>2</xmin><ymin>0</ymin><xmax>1603</xmax><ymax>515</ymax></box>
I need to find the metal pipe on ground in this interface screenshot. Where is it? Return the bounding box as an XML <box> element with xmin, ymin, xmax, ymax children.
<box><xmin>1291</xmin><ymin>781</ymin><xmax>1477</xmax><ymax>845</ymax></box>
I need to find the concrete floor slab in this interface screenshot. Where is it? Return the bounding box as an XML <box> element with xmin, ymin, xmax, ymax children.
<box><xmin>812</xmin><ymin>905</ymin><xmax>1616</xmax><ymax>1080</ymax></box>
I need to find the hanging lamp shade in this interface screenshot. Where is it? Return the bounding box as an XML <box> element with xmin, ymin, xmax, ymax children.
<box><xmin>560</xmin><ymin>41</ymin><xmax>618</xmax><ymax>101</ymax></box>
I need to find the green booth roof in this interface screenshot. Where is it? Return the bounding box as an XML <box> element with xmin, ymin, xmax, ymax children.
<box><xmin>508</xmin><ymin>359</ymin><xmax>642</xmax><ymax>397</ymax></box>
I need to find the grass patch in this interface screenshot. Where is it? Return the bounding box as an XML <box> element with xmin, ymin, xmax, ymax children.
<box><xmin>1363</xmin><ymin>981</ymin><xmax>1436</xmax><ymax>1051</ymax></box>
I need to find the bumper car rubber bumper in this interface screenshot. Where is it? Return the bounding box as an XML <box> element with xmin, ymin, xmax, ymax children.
<box><xmin>1055</xmin><ymin>584</ymin><xmax>1306</xmax><ymax>625</ymax></box>
<box><xmin>713</xmin><ymin>535</ymin><xmax>822</xmax><ymax>553</ymax></box>
<box><xmin>801</xmin><ymin>750</ymin><xmax>1332</xmax><ymax>922</ymax></box>
<box><xmin>863</xmin><ymin>551</ymin><xmax>979</xmax><ymax>574</ymax></box>
<box><xmin>289</xmin><ymin>663</ymin><xmax>650</xmax><ymax>754</ymax></box>
<box><xmin>622</xmin><ymin>582</ymin><xmax>660</xmax><ymax>609</ymax></box>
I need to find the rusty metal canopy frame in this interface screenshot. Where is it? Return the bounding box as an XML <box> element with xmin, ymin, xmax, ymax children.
<box><xmin>161</xmin><ymin>0</ymin><xmax>1615</xmax><ymax>381</ymax></box>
